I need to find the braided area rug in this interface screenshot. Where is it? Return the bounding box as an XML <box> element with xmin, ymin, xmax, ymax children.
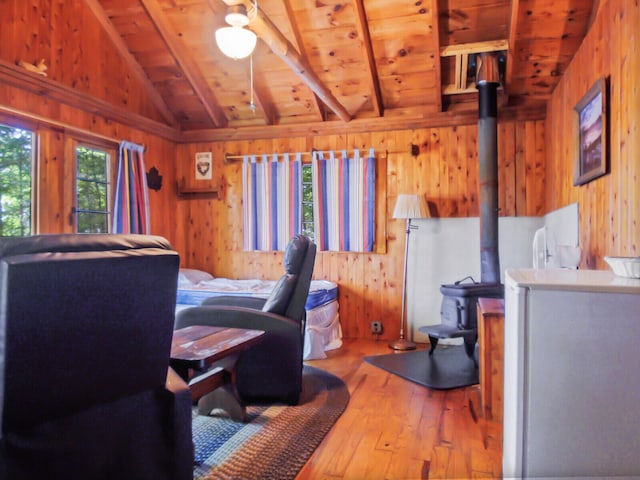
<box><xmin>192</xmin><ymin>365</ymin><xmax>349</xmax><ymax>480</ymax></box>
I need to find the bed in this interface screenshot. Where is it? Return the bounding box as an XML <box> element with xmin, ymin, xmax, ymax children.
<box><xmin>175</xmin><ymin>269</ymin><xmax>342</xmax><ymax>360</ymax></box>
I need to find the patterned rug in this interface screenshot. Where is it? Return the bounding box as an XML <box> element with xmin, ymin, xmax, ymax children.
<box><xmin>192</xmin><ymin>365</ymin><xmax>349</xmax><ymax>480</ymax></box>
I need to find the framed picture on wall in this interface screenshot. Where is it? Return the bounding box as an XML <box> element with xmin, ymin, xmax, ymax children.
<box><xmin>573</xmin><ymin>78</ymin><xmax>608</xmax><ymax>186</ymax></box>
<box><xmin>195</xmin><ymin>152</ymin><xmax>212</xmax><ymax>180</ymax></box>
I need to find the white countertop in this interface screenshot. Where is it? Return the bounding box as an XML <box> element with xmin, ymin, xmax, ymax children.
<box><xmin>505</xmin><ymin>268</ymin><xmax>640</xmax><ymax>293</ymax></box>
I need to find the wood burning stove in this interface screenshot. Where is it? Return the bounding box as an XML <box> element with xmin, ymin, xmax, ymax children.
<box><xmin>428</xmin><ymin>278</ymin><xmax>503</xmax><ymax>362</ymax></box>
<box><xmin>419</xmin><ymin>52</ymin><xmax>505</xmax><ymax>364</ymax></box>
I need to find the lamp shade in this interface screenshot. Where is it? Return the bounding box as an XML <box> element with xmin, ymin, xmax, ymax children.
<box><xmin>215</xmin><ymin>26</ymin><xmax>257</xmax><ymax>59</ymax></box>
<box><xmin>392</xmin><ymin>194</ymin><xmax>429</xmax><ymax>219</ymax></box>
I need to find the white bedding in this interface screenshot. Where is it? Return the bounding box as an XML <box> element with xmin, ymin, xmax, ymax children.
<box><xmin>175</xmin><ymin>270</ymin><xmax>342</xmax><ymax>360</ymax></box>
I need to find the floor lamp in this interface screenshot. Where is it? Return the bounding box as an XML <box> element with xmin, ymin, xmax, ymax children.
<box><xmin>389</xmin><ymin>194</ymin><xmax>430</xmax><ymax>351</ymax></box>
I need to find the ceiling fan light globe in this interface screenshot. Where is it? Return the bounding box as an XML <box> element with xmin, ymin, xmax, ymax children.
<box><xmin>215</xmin><ymin>26</ymin><xmax>257</xmax><ymax>60</ymax></box>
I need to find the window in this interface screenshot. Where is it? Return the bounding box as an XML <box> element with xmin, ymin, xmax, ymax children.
<box><xmin>75</xmin><ymin>145</ymin><xmax>111</xmax><ymax>233</ymax></box>
<box><xmin>0</xmin><ymin>124</ymin><xmax>34</xmax><ymax>236</ymax></box>
<box><xmin>301</xmin><ymin>163</ymin><xmax>314</xmax><ymax>241</ymax></box>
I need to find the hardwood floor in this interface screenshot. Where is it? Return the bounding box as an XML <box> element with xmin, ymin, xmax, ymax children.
<box><xmin>297</xmin><ymin>339</ymin><xmax>503</xmax><ymax>480</ymax></box>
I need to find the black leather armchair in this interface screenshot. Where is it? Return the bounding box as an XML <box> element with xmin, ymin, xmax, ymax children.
<box><xmin>0</xmin><ymin>234</ymin><xmax>193</xmax><ymax>480</ymax></box>
<box><xmin>175</xmin><ymin>234</ymin><xmax>317</xmax><ymax>405</ymax></box>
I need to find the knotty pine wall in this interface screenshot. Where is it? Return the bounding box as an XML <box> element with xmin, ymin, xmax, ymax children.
<box><xmin>0</xmin><ymin>83</ymin><xmax>178</xmax><ymax>244</ymax></box>
<box><xmin>175</xmin><ymin>121</ymin><xmax>545</xmax><ymax>340</ymax></box>
<box><xmin>0</xmin><ymin>0</ymin><xmax>167</xmax><ymax>124</ymax></box>
<box><xmin>0</xmin><ymin>0</ymin><xmax>178</xmax><ymax>242</ymax></box>
<box><xmin>546</xmin><ymin>0</ymin><xmax>640</xmax><ymax>268</ymax></box>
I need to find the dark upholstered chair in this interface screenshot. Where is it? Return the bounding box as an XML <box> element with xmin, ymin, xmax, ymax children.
<box><xmin>0</xmin><ymin>234</ymin><xmax>193</xmax><ymax>480</ymax></box>
<box><xmin>175</xmin><ymin>234</ymin><xmax>317</xmax><ymax>405</ymax></box>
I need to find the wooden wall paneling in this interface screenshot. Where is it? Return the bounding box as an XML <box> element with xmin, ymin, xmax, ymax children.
<box><xmin>364</xmin><ymin>130</ymin><xmax>393</xmax><ymax>337</ymax></box>
<box><xmin>617</xmin><ymin>0</ymin><xmax>629</xmax><ymax>255</ymax></box>
<box><xmin>534</xmin><ymin>120</ymin><xmax>546</xmax><ymax>216</ymax></box>
<box><xmin>499</xmin><ymin>122</ymin><xmax>515</xmax><ymax>216</ymax></box>
<box><xmin>514</xmin><ymin>121</ymin><xmax>527</xmax><ymax>215</ymax></box>
<box><xmin>609</xmin><ymin>2</ymin><xmax>622</xmax><ymax>255</ymax></box>
<box><xmin>438</xmin><ymin>127</ymin><xmax>451</xmax><ymax>217</ymax></box>
<box><xmin>453</xmin><ymin>125</ymin><xmax>466</xmax><ymax>217</ymax></box>
<box><xmin>144</xmin><ymin>135</ymin><xmax>178</xmax><ymax>242</ymax></box>
<box><xmin>448</xmin><ymin>127</ymin><xmax>459</xmax><ymax>216</ymax></box>
<box><xmin>382</xmin><ymin>137</ymin><xmax>403</xmax><ymax>341</ymax></box>
<box><xmin>2</xmin><ymin>0</ymin><xmax>169</xmax><ymax>124</ymax></box>
<box><xmin>428</xmin><ymin>128</ymin><xmax>441</xmax><ymax>215</ymax></box>
<box><xmin>412</xmin><ymin>130</ymin><xmax>427</xmax><ymax>198</ymax></box>
<box><xmin>0</xmin><ymin>2</ymin><xmax>15</xmax><ymax>61</ymax></box>
<box><xmin>544</xmin><ymin>0</ymin><xmax>640</xmax><ymax>269</ymax></box>
<box><xmin>36</xmin><ymin>128</ymin><xmax>66</xmax><ymax>233</ymax></box>
<box><xmin>524</xmin><ymin>120</ymin><xmax>544</xmax><ymax>216</ymax></box>
<box><xmin>463</xmin><ymin>124</ymin><xmax>475</xmax><ymax>217</ymax></box>
<box><xmin>208</xmin><ymin>141</ymin><xmax>227</xmax><ymax>273</ymax></box>
<box><xmin>466</xmin><ymin>124</ymin><xmax>479</xmax><ymax>217</ymax></box>
<box><xmin>14</xmin><ymin>0</ymin><xmax>40</xmax><ymax>69</ymax></box>
<box><xmin>630</xmin><ymin>0</ymin><xmax>640</xmax><ymax>257</ymax></box>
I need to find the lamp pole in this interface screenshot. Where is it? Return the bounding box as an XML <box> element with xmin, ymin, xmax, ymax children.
<box><xmin>389</xmin><ymin>217</ymin><xmax>417</xmax><ymax>351</ymax></box>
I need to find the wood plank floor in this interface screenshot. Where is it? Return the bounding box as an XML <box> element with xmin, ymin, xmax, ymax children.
<box><xmin>297</xmin><ymin>339</ymin><xmax>503</xmax><ymax>480</ymax></box>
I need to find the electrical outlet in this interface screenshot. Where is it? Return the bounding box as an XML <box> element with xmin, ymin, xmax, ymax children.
<box><xmin>371</xmin><ymin>321</ymin><xmax>383</xmax><ymax>335</ymax></box>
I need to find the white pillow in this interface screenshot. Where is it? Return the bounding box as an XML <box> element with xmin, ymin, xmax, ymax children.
<box><xmin>178</xmin><ymin>268</ymin><xmax>214</xmax><ymax>287</ymax></box>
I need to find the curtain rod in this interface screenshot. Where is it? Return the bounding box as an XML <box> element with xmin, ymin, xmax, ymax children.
<box><xmin>0</xmin><ymin>104</ymin><xmax>146</xmax><ymax>151</ymax></box>
<box><xmin>224</xmin><ymin>148</ymin><xmax>389</xmax><ymax>163</ymax></box>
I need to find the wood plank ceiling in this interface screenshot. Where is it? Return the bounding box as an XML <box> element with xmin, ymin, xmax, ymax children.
<box><xmin>93</xmin><ymin>0</ymin><xmax>598</xmax><ymax>137</ymax></box>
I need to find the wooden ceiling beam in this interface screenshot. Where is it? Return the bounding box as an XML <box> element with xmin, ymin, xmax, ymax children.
<box><xmin>431</xmin><ymin>0</ymin><xmax>443</xmax><ymax>112</ymax></box>
<box><xmin>181</xmin><ymin>103</ymin><xmax>546</xmax><ymax>142</ymax></box>
<box><xmin>85</xmin><ymin>0</ymin><xmax>179</xmax><ymax>128</ymax></box>
<box><xmin>221</xmin><ymin>0</ymin><xmax>352</xmax><ymax>123</ymax></box>
<box><xmin>282</xmin><ymin>0</ymin><xmax>324</xmax><ymax>122</ymax></box>
<box><xmin>140</xmin><ymin>0</ymin><xmax>228</xmax><ymax>128</ymax></box>
<box><xmin>353</xmin><ymin>0</ymin><xmax>383</xmax><ymax>117</ymax></box>
<box><xmin>587</xmin><ymin>0</ymin><xmax>603</xmax><ymax>31</ymax></box>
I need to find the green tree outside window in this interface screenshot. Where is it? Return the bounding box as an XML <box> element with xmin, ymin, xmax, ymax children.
<box><xmin>0</xmin><ymin>125</ymin><xmax>33</xmax><ymax>237</ymax></box>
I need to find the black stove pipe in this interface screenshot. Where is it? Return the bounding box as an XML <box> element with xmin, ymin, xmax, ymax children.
<box><xmin>476</xmin><ymin>53</ymin><xmax>501</xmax><ymax>284</ymax></box>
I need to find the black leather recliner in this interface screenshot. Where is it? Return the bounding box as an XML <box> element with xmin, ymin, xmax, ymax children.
<box><xmin>175</xmin><ymin>234</ymin><xmax>317</xmax><ymax>405</ymax></box>
<box><xmin>0</xmin><ymin>234</ymin><xmax>193</xmax><ymax>480</ymax></box>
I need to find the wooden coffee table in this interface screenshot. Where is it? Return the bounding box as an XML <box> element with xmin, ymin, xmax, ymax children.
<box><xmin>170</xmin><ymin>325</ymin><xmax>265</xmax><ymax>421</ymax></box>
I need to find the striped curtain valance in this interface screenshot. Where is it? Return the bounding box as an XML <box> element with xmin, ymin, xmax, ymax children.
<box><xmin>312</xmin><ymin>148</ymin><xmax>375</xmax><ymax>252</ymax></box>
<box><xmin>112</xmin><ymin>141</ymin><xmax>150</xmax><ymax>234</ymax></box>
<box><xmin>242</xmin><ymin>153</ymin><xmax>302</xmax><ymax>251</ymax></box>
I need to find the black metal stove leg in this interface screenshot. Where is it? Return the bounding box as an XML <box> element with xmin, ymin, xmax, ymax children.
<box><xmin>428</xmin><ymin>336</ymin><xmax>438</xmax><ymax>355</ymax></box>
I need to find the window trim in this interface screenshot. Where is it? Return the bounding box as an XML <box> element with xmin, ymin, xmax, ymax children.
<box><xmin>70</xmin><ymin>139</ymin><xmax>117</xmax><ymax>233</ymax></box>
<box><xmin>0</xmin><ymin>122</ymin><xmax>36</xmax><ymax>236</ymax></box>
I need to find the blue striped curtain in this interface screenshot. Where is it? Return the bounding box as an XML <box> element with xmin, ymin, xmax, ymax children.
<box><xmin>242</xmin><ymin>153</ymin><xmax>302</xmax><ymax>251</ymax></box>
<box><xmin>312</xmin><ymin>148</ymin><xmax>375</xmax><ymax>252</ymax></box>
<box><xmin>112</xmin><ymin>141</ymin><xmax>150</xmax><ymax>234</ymax></box>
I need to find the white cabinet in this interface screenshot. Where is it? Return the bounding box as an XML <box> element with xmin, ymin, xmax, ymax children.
<box><xmin>503</xmin><ymin>269</ymin><xmax>640</xmax><ymax>479</ymax></box>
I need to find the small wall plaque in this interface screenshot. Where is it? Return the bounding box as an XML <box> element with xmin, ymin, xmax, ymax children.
<box><xmin>195</xmin><ymin>152</ymin><xmax>212</xmax><ymax>180</ymax></box>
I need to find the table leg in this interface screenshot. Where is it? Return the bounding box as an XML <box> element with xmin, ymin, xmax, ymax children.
<box><xmin>191</xmin><ymin>352</ymin><xmax>248</xmax><ymax>422</ymax></box>
<box><xmin>197</xmin><ymin>385</ymin><xmax>247</xmax><ymax>422</ymax></box>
